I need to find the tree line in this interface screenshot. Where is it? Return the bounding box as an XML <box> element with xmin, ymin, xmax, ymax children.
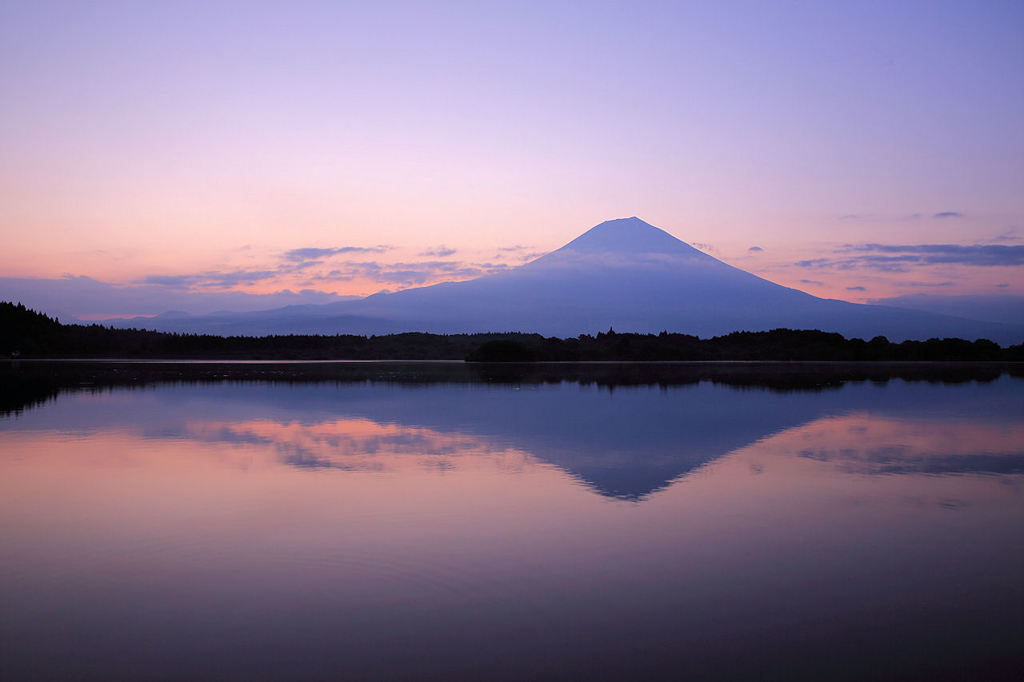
<box><xmin>3</xmin><ymin>301</ymin><xmax>1023</xmax><ymax>361</ymax></box>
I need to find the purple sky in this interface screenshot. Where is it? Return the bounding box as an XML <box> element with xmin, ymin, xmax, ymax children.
<box><xmin>1</xmin><ymin>1</ymin><xmax>1022</xmax><ymax>318</ymax></box>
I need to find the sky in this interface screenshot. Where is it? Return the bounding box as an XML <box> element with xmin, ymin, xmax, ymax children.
<box><xmin>1</xmin><ymin>0</ymin><xmax>1022</xmax><ymax>319</ymax></box>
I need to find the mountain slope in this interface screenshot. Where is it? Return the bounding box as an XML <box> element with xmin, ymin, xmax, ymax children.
<box><xmin>108</xmin><ymin>217</ymin><xmax>1024</xmax><ymax>343</ymax></box>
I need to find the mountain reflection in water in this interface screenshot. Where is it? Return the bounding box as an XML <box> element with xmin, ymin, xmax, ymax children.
<box><xmin>1</xmin><ymin>365</ymin><xmax>1022</xmax><ymax>681</ymax></box>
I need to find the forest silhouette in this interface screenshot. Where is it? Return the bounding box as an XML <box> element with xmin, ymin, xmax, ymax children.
<box><xmin>4</xmin><ymin>301</ymin><xmax>1022</xmax><ymax>362</ymax></box>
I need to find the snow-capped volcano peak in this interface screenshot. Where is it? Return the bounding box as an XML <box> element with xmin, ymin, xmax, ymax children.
<box><xmin>553</xmin><ymin>216</ymin><xmax>707</xmax><ymax>256</ymax></box>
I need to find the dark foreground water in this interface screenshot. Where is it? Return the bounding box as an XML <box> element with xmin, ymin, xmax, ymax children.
<box><xmin>1</xmin><ymin>362</ymin><xmax>1023</xmax><ymax>681</ymax></box>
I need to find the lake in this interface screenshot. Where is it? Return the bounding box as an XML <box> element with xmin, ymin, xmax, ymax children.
<box><xmin>2</xmin><ymin>362</ymin><xmax>1023</xmax><ymax>681</ymax></box>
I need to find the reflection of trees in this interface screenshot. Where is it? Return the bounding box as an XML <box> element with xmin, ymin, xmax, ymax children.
<box><xmin>2</xmin><ymin>359</ymin><xmax>1018</xmax><ymax>417</ymax></box>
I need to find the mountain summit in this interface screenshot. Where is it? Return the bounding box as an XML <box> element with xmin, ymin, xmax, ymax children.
<box><xmin>108</xmin><ymin>217</ymin><xmax>1023</xmax><ymax>343</ymax></box>
<box><xmin>552</xmin><ymin>217</ymin><xmax>707</xmax><ymax>256</ymax></box>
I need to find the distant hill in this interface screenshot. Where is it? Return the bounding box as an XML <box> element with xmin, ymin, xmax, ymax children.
<box><xmin>868</xmin><ymin>293</ymin><xmax>1024</xmax><ymax>325</ymax></box>
<box><xmin>103</xmin><ymin>218</ymin><xmax>1024</xmax><ymax>344</ymax></box>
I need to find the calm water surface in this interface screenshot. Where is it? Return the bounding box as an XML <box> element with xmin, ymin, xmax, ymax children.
<box><xmin>1</xmin><ymin>364</ymin><xmax>1023</xmax><ymax>680</ymax></box>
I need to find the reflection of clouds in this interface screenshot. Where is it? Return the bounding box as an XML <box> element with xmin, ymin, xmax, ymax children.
<box><xmin>800</xmin><ymin>447</ymin><xmax>1024</xmax><ymax>475</ymax></box>
<box><xmin>901</xmin><ymin>496</ymin><xmax>971</xmax><ymax>512</ymax></box>
<box><xmin>181</xmin><ymin>418</ymin><xmax>533</xmax><ymax>475</ymax></box>
<box><xmin>420</xmin><ymin>458</ymin><xmax>456</xmax><ymax>474</ymax></box>
<box><xmin>774</xmin><ymin>414</ymin><xmax>1024</xmax><ymax>476</ymax></box>
<box><xmin>132</xmin><ymin>406</ymin><xmax>1024</xmax><ymax>501</ymax></box>
<box><xmin>282</xmin><ymin>449</ymin><xmax>386</xmax><ymax>471</ymax></box>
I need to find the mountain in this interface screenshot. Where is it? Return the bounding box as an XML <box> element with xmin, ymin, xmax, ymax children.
<box><xmin>108</xmin><ymin>217</ymin><xmax>1024</xmax><ymax>343</ymax></box>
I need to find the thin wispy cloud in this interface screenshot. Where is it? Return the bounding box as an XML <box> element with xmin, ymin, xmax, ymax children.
<box><xmin>835</xmin><ymin>211</ymin><xmax>966</xmax><ymax>222</ymax></box>
<box><xmin>304</xmin><ymin>259</ymin><xmax>509</xmax><ymax>287</ymax></box>
<box><xmin>472</xmin><ymin>262</ymin><xmax>510</xmax><ymax>271</ymax></box>
<box><xmin>846</xmin><ymin>286</ymin><xmax>866</xmax><ymax>291</ymax></box>
<box><xmin>138</xmin><ymin>248</ymin><xmax>342</xmax><ymax>289</ymax></box>
<box><xmin>495</xmin><ymin>245</ymin><xmax>543</xmax><ymax>262</ymax></box>
<box><xmin>140</xmin><ymin>274</ymin><xmax>201</xmax><ymax>287</ymax></box>
<box><xmin>844</xmin><ymin>243</ymin><xmax>1024</xmax><ymax>265</ymax></box>
<box><xmin>795</xmin><ymin>259</ymin><xmax>832</xmax><ymax>269</ymax></box>
<box><xmin>983</xmin><ymin>228</ymin><xmax>1020</xmax><ymax>243</ymax></box>
<box><xmin>139</xmin><ymin>270</ymin><xmax>279</xmax><ymax>289</ymax></box>
<box><xmin>797</xmin><ymin>243</ymin><xmax>1024</xmax><ymax>272</ymax></box>
<box><xmin>282</xmin><ymin>246</ymin><xmax>391</xmax><ymax>262</ymax></box>
<box><xmin>419</xmin><ymin>245</ymin><xmax>457</xmax><ymax>257</ymax></box>
<box><xmin>748</xmin><ymin>246</ymin><xmax>764</xmax><ymax>252</ymax></box>
<box><xmin>894</xmin><ymin>281</ymin><xmax>956</xmax><ymax>288</ymax></box>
